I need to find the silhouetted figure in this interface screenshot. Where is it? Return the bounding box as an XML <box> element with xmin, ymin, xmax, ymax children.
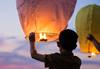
<box><xmin>87</xmin><ymin>34</ymin><xmax>100</xmax><ymax>52</ymax></box>
<box><xmin>29</xmin><ymin>29</ymin><xmax>81</xmax><ymax>69</ymax></box>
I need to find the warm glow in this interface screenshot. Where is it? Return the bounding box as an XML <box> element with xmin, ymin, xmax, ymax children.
<box><xmin>39</xmin><ymin>33</ymin><xmax>47</xmax><ymax>41</ymax></box>
<box><xmin>88</xmin><ymin>52</ymin><xmax>96</xmax><ymax>58</ymax></box>
<box><xmin>91</xmin><ymin>52</ymin><xmax>96</xmax><ymax>57</ymax></box>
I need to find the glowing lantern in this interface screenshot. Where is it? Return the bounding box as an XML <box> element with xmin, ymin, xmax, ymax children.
<box><xmin>75</xmin><ymin>5</ymin><xmax>100</xmax><ymax>54</ymax></box>
<box><xmin>16</xmin><ymin>0</ymin><xmax>77</xmax><ymax>41</ymax></box>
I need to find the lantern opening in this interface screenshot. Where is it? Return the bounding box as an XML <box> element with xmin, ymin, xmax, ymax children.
<box><xmin>91</xmin><ymin>52</ymin><xmax>96</xmax><ymax>57</ymax></box>
<box><xmin>88</xmin><ymin>52</ymin><xmax>96</xmax><ymax>58</ymax></box>
<box><xmin>39</xmin><ymin>33</ymin><xmax>47</xmax><ymax>41</ymax></box>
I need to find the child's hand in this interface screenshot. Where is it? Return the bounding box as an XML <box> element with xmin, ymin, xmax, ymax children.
<box><xmin>87</xmin><ymin>34</ymin><xmax>95</xmax><ymax>41</ymax></box>
<box><xmin>29</xmin><ymin>32</ymin><xmax>35</xmax><ymax>42</ymax></box>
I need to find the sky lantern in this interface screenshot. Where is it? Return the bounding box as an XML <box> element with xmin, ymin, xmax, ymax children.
<box><xmin>16</xmin><ymin>0</ymin><xmax>77</xmax><ymax>41</ymax></box>
<box><xmin>75</xmin><ymin>5</ymin><xmax>100</xmax><ymax>56</ymax></box>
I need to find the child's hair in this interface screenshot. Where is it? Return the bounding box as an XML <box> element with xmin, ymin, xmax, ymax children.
<box><xmin>59</xmin><ymin>29</ymin><xmax>78</xmax><ymax>51</ymax></box>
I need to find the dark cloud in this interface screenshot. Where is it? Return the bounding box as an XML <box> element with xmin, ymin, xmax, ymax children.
<box><xmin>6</xmin><ymin>36</ymin><xmax>17</xmax><ymax>40</ymax></box>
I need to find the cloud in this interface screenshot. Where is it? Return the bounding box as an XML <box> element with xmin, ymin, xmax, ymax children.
<box><xmin>0</xmin><ymin>52</ymin><xmax>44</xmax><ymax>69</ymax></box>
<box><xmin>0</xmin><ymin>52</ymin><xmax>37</xmax><ymax>64</ymax></box>
<box><xmin>0</xmin><ymin>37</ymin><xmax>4</xmax><ymax>46</ymax></box>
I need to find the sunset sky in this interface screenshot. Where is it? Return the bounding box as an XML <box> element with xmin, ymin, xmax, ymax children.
<box><xmin>0</xmin><ymin>0</ymin><xmax>100</xmax><ymax>69</ymax></box>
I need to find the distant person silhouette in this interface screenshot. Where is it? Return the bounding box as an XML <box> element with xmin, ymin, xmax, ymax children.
<box><xmin>87</xmin><ymin>34</ymin><xmax>100</xmax><ymax>52</ymax></box>
<box><xmin>29</xmin><ymin>29</ymin><xmax>81</xmax><ymax>69</ymax></box>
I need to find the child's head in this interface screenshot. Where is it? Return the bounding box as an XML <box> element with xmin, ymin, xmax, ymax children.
<box><xmin>58</xmin><ymin>29</ymin><xmax>78</xmax><ymax>51</ymax></box>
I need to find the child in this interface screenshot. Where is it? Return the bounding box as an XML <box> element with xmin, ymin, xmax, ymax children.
<box><xmin>29</xmin><ymin>29</ymin><xmax>81</xmax><ymax>69</ymax></box>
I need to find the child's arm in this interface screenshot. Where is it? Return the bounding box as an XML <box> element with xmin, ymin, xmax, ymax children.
<box><xmin>29</xmin><ymin>32</ymin><xmax>45</xmax><ymax>62</ymax></box>
<box><xmin>87</xmin><ymin>34</ymin><xmax>100</xmax><ymax>52</ymax></box>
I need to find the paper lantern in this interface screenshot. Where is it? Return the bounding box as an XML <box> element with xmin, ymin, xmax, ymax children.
<box><xmin>16</xmin><ymin>0</ymin><xmax>77</xmax><ymax>41</ymax></box>
<box><xmin>75</xmin><ymin>5</ymin><xmax>100</xmax><ymax>54</ymax></box>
